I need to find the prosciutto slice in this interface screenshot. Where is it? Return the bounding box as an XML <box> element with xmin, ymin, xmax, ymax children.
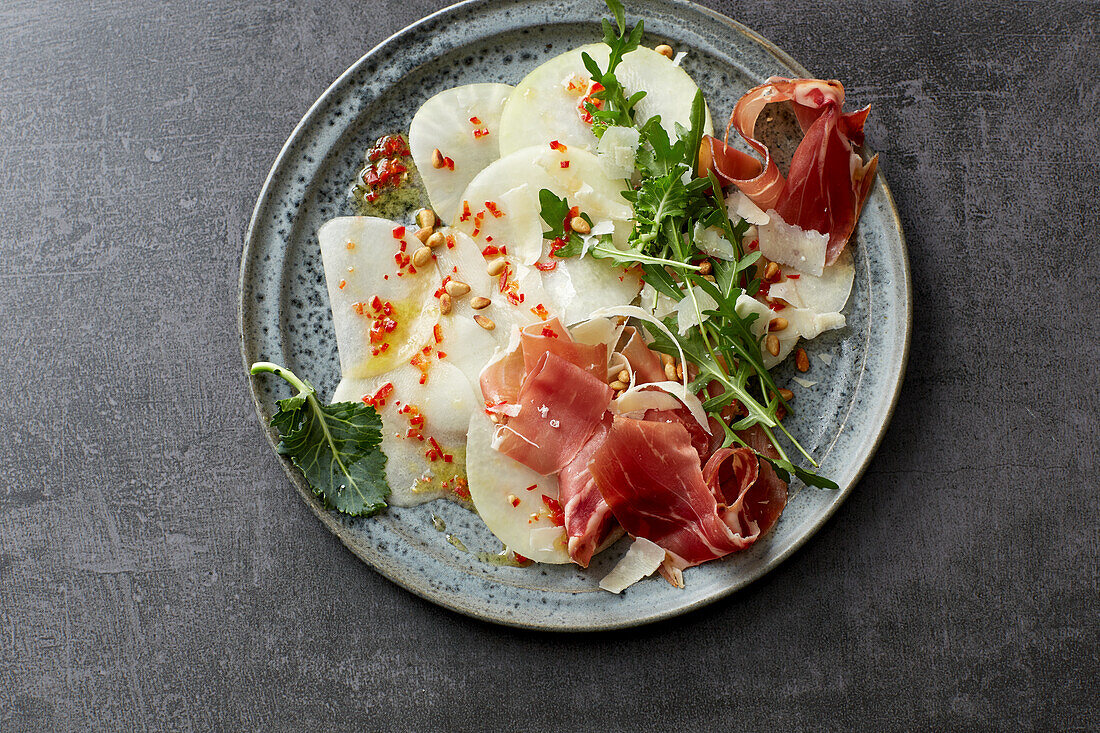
<box><xmin>558</xmin><ymin>415</ymin><xmax>617</xmax><ymax>567</ymax></box>
<box><xmin>700</xmin><ymin>77</ymin><xmax>878</xmax><ymax>265</ymax></box>
<box><xmin>494</xmin><ymin>351</ymin><xmax>613</xmax><ymax>475</ymax></box>
<box><xmin>520</xmin><ymin>317</ymin><xmax>607</xmax><ymax>381</ymax></box>
<box><xmin>617</xmin><ymin>326</ymin><xmax>666</xmax><ymax>384</ymax></box>
<box><xmin>588</xmin><ymin>417</ymin><xmax>790</xmax><ymax>573</ymax></box>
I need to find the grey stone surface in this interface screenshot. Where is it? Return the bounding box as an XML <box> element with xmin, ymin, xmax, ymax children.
<box><xmin>0</xmin><ymin>0</ymin><xmax>1096</xmax><ymax>729</ymax></box>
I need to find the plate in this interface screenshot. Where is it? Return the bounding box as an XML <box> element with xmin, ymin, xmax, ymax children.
<box><xmin>239</xmin><ymin>0</ymin><xmax>911</xmax><ymax>630</ymax></box>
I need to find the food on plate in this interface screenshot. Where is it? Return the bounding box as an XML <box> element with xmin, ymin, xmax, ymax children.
<box><xmin>251</xmin><ymin>0</ymin><xmax>877</xmax><ymax>593</ymax></box>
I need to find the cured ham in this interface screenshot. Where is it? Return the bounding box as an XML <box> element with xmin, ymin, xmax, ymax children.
<box><xmin>494</xmin><ymin>351</ymin><xmax>613</xmax><ymax>475</ymax></box>
<box><xmin>700</xmin><ymin>77</ymin><xmax>878</xmax><ymax>265</ymax></box>
<box><xmin>617</xmin><ymin>326</ymin><xmax>666</xmax><ymax>384</ymax></box>
<box><xmin>520</xmin><ymin>317</ymin><xmax>607</xmax><ymax>381</ymax></box>
<box><xmin>588</xmin><ymin>417</ymin><xmax>789</xmax><ymax>572</ymax></box>
<box><xmin>558</xmin><ymin>415</ymin><xmax>617</xmax><ymax>567</ymax></box>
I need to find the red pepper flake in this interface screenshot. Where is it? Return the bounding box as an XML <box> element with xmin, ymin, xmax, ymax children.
<box><xmin>338</xmin><ymin>279</ymin><xmax>347</xmax><ymax>289</ymax></box>
<box><xmin>410</xmin><ymin>353</ymin><xmax>431</xmax><ymax>384</ymax></box>
<box><xmin>443</xmin><ymin>454</ymin><xmax>453</xmax><ymax>463</ymax></box>
<box><xmin>549</xmin><ymin>140</ymin><xmax>567</xmax><ymax>152</ymax></box>
<box><xmin>392</xmin><ymin>225</ymin><xmax>405</xmax><ymax>238</ymax></box>
<box><xmin>352</xmin><ymin>302</ymin><xmax>365</xmax><ymax>315</ymax></box>
<box><xmin>541</xmin><ymin>495</ymin><xmax>565</xmax><ymax>526</ymax></box>
<box><xmin>473</xmin><ymin>128</ymin><xmax>489</xmax><ymax>139</ymax></box>
<box><xmin>471</xmin><ymin>210</ymin><xmax>485</xmax><ymax>238</ymax></box>
<box><xmin>547</xmin><ymin>237</ymin><xmax>569</xmax><ymax>258</ymax></box>
<box><xmin>530</xmin><ymin>303</ymin><xmax>550</xmax><ymax>320</ymax></box>
<box><xmin>346</xmin><ymin>241</ymin><xmax>356</xmax><ymax>250</ymax></box>
<box><xmin>444</xmin><ymin>157</ymin><xmax>455</xmax><ymax>171</ymax></box>
<box><xmin>370</xmin><ymin>295</ymin><xmax>383</xmax><ymax>311</ymax></box>
<box><xmin>512</xmin><ymin>551</ymin><xmax>530</xmax><ymax>563</ymax></box>
<box><xmin>747</xmin><ymin>239</ymin><xmax>759</xmax><ymax>251</ymax></box>
<box><xmin>769</xmin><ymin>300</ymin><xmax>786</xmax><ymax>312</ymax></box>
<box><xmin>469</xmin><ymin>116</ymin><xmax>482</xmax><ymax>125</ymax></box>
<box><xmin>510</xmin><ymin>495</ymin><xmax>521</xmax><ymax>508</ymax></box>
<box><xmin>362</xmin><ymin>382</ymin><xmax>394</xmax><ymax>408</ymax></box>
<box><xmin>459</xmin><ymin>200</ymin><xmax>472</xmax><ymax>222</ymax></box>
<box><xmin>436</xmin><ymin>351</ymin><xmax>447</xmax><ymax>359</ymax></box>
<box><xmin>540</xmin><ymin>326</ymin><xmax>558</xmax><ymax>338</ymax></box>
<box><xmin>382</xmin><ymin>300</ymin><xmax>393</xmax><ymax>316</ymax></box>
<box><xmin>481</xmin><ymin>244</ymin><xmax>500</xmax><ymax>257</ymax></box>
<box><xmin>788</xmin><ymin>273</ymin><xmax>801</xmax><ymax>279</ymax></box>
<box><xmin>560</xmin><ymin>160</ymin><xmax>570</xmax><ymax>169</ymax></box>
<box><xmin>369</xmin><ymin>320</ymin><xmax>386</xmax><ymax>344</ymax></box>
<box><xmin>525</xmin><ymin>484</ymin><xmax>537</xmax><ymax>491</ymax></box>
<box><xmin>446</xmin><ymin>234</ymin><xmax>456</xmax><ymax>249</ymax></box>
<box><xmin>534</xmin><ymin>261</ymin><xmax>557</xmax><ymax>272</ymax></box>
<box><xmin>452</xmin><ymin>477</ymin><xmax>470</xmax><ymax>499</ymax></box>
<box><xmin>484</xmin><ymin>201</ymin><xmax>504</xmax><ymax>218</ymax></box>
<box><xmin>433</xmin><ymin>324</ymin><xmax>443</xmax><ymax>344</ymax></box>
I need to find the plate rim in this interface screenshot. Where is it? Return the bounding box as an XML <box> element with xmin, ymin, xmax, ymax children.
<box><xmin>238</xmin><ymin>0</ymin><xmax>912</xmax><ymax>631</ymax></box>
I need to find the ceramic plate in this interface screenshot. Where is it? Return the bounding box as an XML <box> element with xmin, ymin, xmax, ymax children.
<box><xmin>239</xmin><ymin>0</ymin><xmax>911</xmax><ymax>630</ymax></box>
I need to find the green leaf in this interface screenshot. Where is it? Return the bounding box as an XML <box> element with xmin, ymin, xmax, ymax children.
<box><xmin>251</xmin><ymin>362</ymin><xmax>390</xmax><ymax>516</ymax></box>
<box><xmin>762</xmin><ymin>456</ymin><xmax>840</xmax><ymax>491</ymax></box>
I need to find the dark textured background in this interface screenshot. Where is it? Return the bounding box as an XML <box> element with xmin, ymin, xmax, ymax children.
<box><xmin>1</xmin><ymin>0</ymin><xmax>1097</xmax><ymax>730</ymax></box>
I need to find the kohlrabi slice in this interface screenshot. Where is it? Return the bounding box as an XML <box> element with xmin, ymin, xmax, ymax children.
<box><xmin>332</xmin><ymin>360</ymin><xmax>477</xmax><ymax>506</ymax></box>
<box><xmin>319</xmin><ymin>217</ymin><xmax>440</xmax><ymax>379</ymax></box>
<box><xmin>465</xmin><ymin>411</ymin><xmax>570</xmax><ymax>564</ymax></box>
<box><xmin>408</xmin><ymin>83</ymin><xmax>513</xmax><ymax>222</ymax></box>
<box><xmin>452</xmin><ymin>145</ymin><xmax>633</xmax><ymax>266</ymax></box>
<box><xmin>497</xmin><ymin>43</ymin><xmax>712</xmax><ymax>156</ymax></box>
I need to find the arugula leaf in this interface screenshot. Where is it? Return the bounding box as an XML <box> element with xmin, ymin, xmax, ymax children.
<box><xmin>251</xmin><ymin>362</ymin><xmax>389</xmax><ymax>516</ymax></box>
<box><xmin>539</xmin><ymin>188</ymin><xmax>572</xmax><ymax>242</ymax></box>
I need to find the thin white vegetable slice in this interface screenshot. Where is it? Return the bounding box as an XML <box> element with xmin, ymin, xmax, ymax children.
<box><xmin>408</xmin><ymin>83</ymin><xmax>513</xmax><ymax>222</ymax></box>
<box><xmin>453</xmin><ymin>145</ymin><xmax>633</xmax><ymax>266</ymax></box>
<box><xmin>332</xmin><ymin>360</ymin><xmax>476</xmax><ymax>506</ymax></box>
<box><xmin>600</xmin><ymin>537</ymin><xmax>666</xmax><ymax>593</ymax></box>
<box><xmin>319</xmin><ymin>217</ymin><xmax>440</xmax><ymax>379</ymax></box>
<box><xmin>768</xmin><ymin>248</ymin><xmax>855</xmax><ymax>314</ymax></box>
<box><xmin>465</xmin><ymin>411</ymin><xmax>570</xmax><ymax>564</ymax></box>
<box><xmin>498</xmin><ymin>44</ymin><xmax>712</xmax><ymax>156</ymax></box>
<box><xmin>611</xmin><ymin>380</ymin><xmax>708</xmax><ymax>432</ymax></box>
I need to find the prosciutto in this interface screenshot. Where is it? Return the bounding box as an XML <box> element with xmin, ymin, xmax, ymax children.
<box><xmin>493</xmin><ymin>351</ymin><xmax>613</xmax><ymax>475</ymax></box>
<box><xmin>588</xmin><ymin>417</ymin><xmax>789</xmax><ymax>572</ymax></box>
<box><xmin>520</xmin><ymin>317</ymin><xmax>607</xmax><ymax>381</ymax></box>
<box><xmin>558</xmin><ymin>415</ymin><xmax>617</xmax><ymax>567</ymax></box>
<box><xmin>700</xmin><ymin>77</ymin><xmax>878</xmax><ymax>265</ymax></box>
<box><xmin>617</xmin><ymin>326</ymin><xmax>666</xmax><ymax>383</ymax></box>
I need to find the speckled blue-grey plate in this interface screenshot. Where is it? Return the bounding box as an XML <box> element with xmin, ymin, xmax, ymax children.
<box><xmin>239</xmin><ymin>0</ymin><xmax>910</xmax><ymax>630</ymax></box>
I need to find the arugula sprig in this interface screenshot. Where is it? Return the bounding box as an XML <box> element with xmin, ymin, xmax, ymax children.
<box><xmin>251</xmin><ymin>362</ymin><xmax>390</xmax><ymax>515</ymax></box>
<box><xmin>539</xmin><ymin>0</ymin><xmax>836</xmax><ymax>489</ymax></box>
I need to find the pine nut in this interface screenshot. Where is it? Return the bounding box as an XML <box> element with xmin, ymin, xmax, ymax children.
<box><xmin>486</xmin><ymin>258</ymin><xmax>507</xmax><ymax>276</ymax></box>
<box><xmin>778</xmin><ymin>388</ymin><xmax>795</xmax><ymax>401</ymax></box>
<box><xmin>474</xmin><ymin>315</ymin><xmax>495</xmax><ymax>330</ymax></box>
<box><xmin>764</xmin><ymin>261</ymin><xmax>781</xmax><ymax>282</ymax></box>
<box><xmin>660</xmin><ymin>353</ymin><xmax>674</xmax><ymax>366</ymax></box>
<box><xmin>431</xmin><ymin>148</ymin><xmax>445</xmax><ymax>169</ymax></box>
<box><xmin>664</xmin><ymin>363</ymin><xmax>677</xmax><ymax>380</ymax></box>
<box><xmin>616</xmin><ymin>369</ymin><xmax>630</xmax><ymax>383</ymax></box>
<box><xmin>655</xmin><ymin>44</ymin><xmax>674</xmax><ymax>59</ymax></box>
<box><xmin>416</xmin><ymin>208</ymin><xmax>437</xmax><ymax>229</ymax></box>
<box><xmin>412</xmin><ymin>246</ymin><xmax>432</xmax><ymax>267</ymax></box>
<box><xmin>766</xmin><ymin>334</ymin><xmax>780</xmax><ymax>356</ymax></box>
<box><xmin>426</xmin><ymin>231</ymin><xmax>446</xmax><ymax>249</ymax></box>
<box><xmin>569</xmin><ymin>216</ymin><xmax>590</xmax><ymax>234</ymax></box>
<box><xmin>675</xmin><ymin>362</ymin><xmax>683</xmax><ymax>380</ymax></box>
<box><xmin>470</xmin><ymin>296</ymin><xmax>491</xmax><ymax>310</ymax></box>
<box><xmin>769</xmin><ymin>317</ymin><xmax>789</xmax><ymax>332</ymax></box>
<box><xmin>439</xmin><ymin>292</ymin><xmax>452</xmax><ymax>314</ymax></box>
<box><xmin>609</xmin><ymin>380</ymin><xmax>627</xmax><ymax>391</ymax></box>
<box><xmin>698</xmin><ymin>260</ymin><xmax>712</xmax><ymax>275</ymax></box>
<box><xmin>795</xmin><ymin>347</ymin><xmax>810</xmax><ymax>372</ymax></box>
<box><xmin>489</xmin><ymin>413</ymin><xmax>500</xmax><ymax>423</ymax></box>
<box><xmin>414</xmin><ymin>226</ymin><xmax>432</xmax><ymax>243</ymax></box>
<box><xmin>445</xmin><ymin>280</ymin><xmax>470</xmax><ymax>297</ymax></box>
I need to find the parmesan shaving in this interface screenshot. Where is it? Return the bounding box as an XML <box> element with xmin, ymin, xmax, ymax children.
<box><xmin>818</xmin><ymin>353</ymin><xmax>834</xmax><ymax>365</ymax></box>
<box><xmin>587</xmin><ymin>305</ymin><xmax>689</xmax><ymax>392</ymax></box>
<box><xmin>791</xmin><ymin>377</ymin><xmax>818</xmax><ymax>388</ymax></box>
<box><xmin>599</xmin><ymin>537</ymin><xmax>666</xmax><ymax>593</ymax></box>
<box><xmin>757</xmin><ymin>211</ymin><xmax>828</xmax><ymax>276</ymax></box>
<box><xmin>727</xmin><ymin>191</ymin><xmax>770</xmax><ymax>225</ymax></box>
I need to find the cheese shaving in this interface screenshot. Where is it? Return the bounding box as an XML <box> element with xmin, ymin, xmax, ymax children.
<box><xmin>599</xmin><ymin>537</ymin><xmax>666</xmax><ymax>593</ymax></box>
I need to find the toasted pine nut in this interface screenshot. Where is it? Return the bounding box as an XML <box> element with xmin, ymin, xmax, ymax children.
<box><xmin>431</xmin><ymin>148</ymin><xmax>445</xmax><ymax>169</ymax></box>
<box><xmin>660</xmin><ymin>353</ymin><xmax>674</xmax><ymax>366</ymax></box>
<box><xmin>702</xmin><ymin>274</ymin><xmax>716</xmax><ymax>282</ymax></box>
<box><xmin>489</xmin><ymin>413</ymin><xmax>500</xmax><ymax>423</ymax></box>
<box><xmin>414</xmin><ymin>226</ymin><xmax>433</xmax><ymax>243</ymax></box>
<box><xmin>470</xmin><ymin>296</ymin><xmax>491</xmax><ymax>310</ymax></box>
<box><xmin>616</xmin><ymin>369</ymin><xmax>630</xmax><ymax>383</ymax></box>
<box><xmin>698</xmin><ymin>260</ymin><xmax>712</xmax><ymax>275</ymax></box>
<box><xmin>769</xmin><ymin>317</ymin><xmax>789</xmax><ymax>332</ymax></box>
<box><xmin>439</xmin><ymin>292</ymin><xmax>452</xmax><ymax>314</ymax></box>
<box><xmin>766</xmin><ymin>333</ymin><xmax>780</xmax><ymax>356</ymax></box>
<box><xmin>412</xmin><ymin>246</ymin><xmax>433</xmax><ymax>267</ymax></box>
<box><xmin>445</xmin><ymin>280</ymin><xmax>470</xmax><ymax>297</ymax></box>
<box><xmin>778</xmin><ymin>388</ymin><xmax>795</xmax><ymax>401</ymax></box>
<box><xmin>474</xmin><ymin>314</ymin><xmax>495</xmax><ymax>330</ymax></box>
<box><xmin>655</xmin><ymin>44</ymin><xmax>674</xmax><ymax>59</ymax></box>
<box><xmin>664</xmin><ymin>363</ymin><xmax>677</xmax><ymax>380</ymax></box>
<box><xmin>426</xmin><ymin>231</ymin><xmax>446</xmax><ymax>249</ymax></box>
<box><xmin>675</xmin><ymin>363</ymin><xmax>684</xmax><ymax>380</ymax></box>
<box><xmin>609</xmin><ymin>380</ymin><xmax>627</xmax><ymax>391</ymax></box>
<box><xmin>795</xmin><ymin>347</ymin><xmax>810</xmax><ymax>372</ymax></box>
<box><xmin>569</xmin><ymin>216</ymin><xmax>590</xmax><ymax>234</ymax></box>
<box><xmin>764</xmin><ymin>261</ymin><xmax>781</xmax><ymax>282</ymax></box>
<box><xmin>416</xmin><ymin>208</ymin><xmax>437</xmax><ymax>229</ymax></box>
<box><xmin>486</xmin><ymin>258</ymin><xmax>507</xmax><ymax>276</ymax></box>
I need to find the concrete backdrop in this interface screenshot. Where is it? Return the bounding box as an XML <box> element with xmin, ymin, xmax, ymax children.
<box><xmin>1</xmin><ymin>0</ymin><xmax>1096</xmax><ymax>730</ymax></box>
